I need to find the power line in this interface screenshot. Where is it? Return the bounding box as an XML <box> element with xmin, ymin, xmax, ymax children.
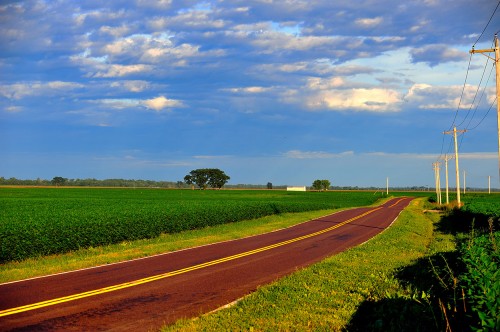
<box><xmin>457</xmin><ymin>52</ymin><xmax>493</xmax><ymax>129</ymax></box>
<box><xmin>467</xmin><ymin>95</ymin><xmax>498</xmax><ymax>130</ymax></box>
<box><xmin>465</xmin><ymin>64</ymin><xmax>496</xmax><ymax>130</ymax></box>
<box><xmin>473</xmin><ymin>0</ymin><xmax>500</xmax><ymax>47</ymax></box>
<box><xmin>448</xmin><ymin>53</ymin><xmax>473</xmax><ymax>131</ymax></box>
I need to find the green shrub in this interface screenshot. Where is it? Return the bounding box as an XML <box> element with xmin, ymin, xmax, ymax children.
<box><xmin>460</xmin><ymin>229</ymin><xmax>499</xmax><ymax>331</ymax></box>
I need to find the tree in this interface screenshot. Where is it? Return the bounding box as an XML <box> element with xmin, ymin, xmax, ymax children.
<box><xmin>184</xmin><ymin>168</ymin><xmax>230</xmax><ymax>189</ymax></box>
<box><xmin>267</xmin><ymin>182</ymin><xmax>273</xmax><ymax>189</ymax></box>
<box><xmin>312</xmin><ymin>179</ymin><xmax>331</xmax><ymax>191</ymax></box>
<box><xmin>321</xmin><ymin>179</ymin><xmax>331</xmax><ymax>190</ymax></box>
<box><xmin>52</xmin><ymin>176</ymin><xmax>67</xmax><ymax>187</ymax></box>
<box><xmin>312</xmin><ymin>179</ymin><xmax>322</xmax><ymax>191</ymax></box>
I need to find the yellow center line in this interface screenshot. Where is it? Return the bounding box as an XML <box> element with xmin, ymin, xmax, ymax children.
<box><xmin>388</xmin><ymin>197</ymin><xmax>406</xmax><ymax>209</ymax></box>
<box><xmin>0</xmin><ymin>206</ymin><xmax>383</xmax><ymax>318</ymax></box>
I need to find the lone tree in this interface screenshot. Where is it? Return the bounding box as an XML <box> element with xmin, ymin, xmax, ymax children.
<box><xmin>184</xmin><ymin>168</ymin><xmax>230</xmax><ymax>189</ymax></box>
<box><xmin>52</xmin><ymin>176</ymin><xmax>67</xmax><ymax>187</ymax></box>
<box><xmin>312</xmin><ymin>179</ymin><xmax>331</xmax><ymax>191</ymax></box>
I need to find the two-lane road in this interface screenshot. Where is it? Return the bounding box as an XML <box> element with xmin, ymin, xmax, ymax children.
<box><xmin>0</xmin><ymin>197</ymin><xmax>413</xmax><ymax>331</ymax></box>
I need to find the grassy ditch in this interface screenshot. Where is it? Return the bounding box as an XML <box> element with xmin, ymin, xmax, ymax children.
<box><xmin>163</xmin><ymin>198</ymin><xmax>452</xmax><ymax>331</ymax></box>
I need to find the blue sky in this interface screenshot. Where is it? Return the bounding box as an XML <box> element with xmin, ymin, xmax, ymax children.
<box><xmin>1</xmin><ymin>0</ymin><xmax>499</xmax><ymax>188</ymax></box>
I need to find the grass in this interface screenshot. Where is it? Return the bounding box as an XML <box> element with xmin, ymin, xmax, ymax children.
<box><xmin>0</xmin><ymin>208</ymin><xmax>342</xmax><ymax>283</ymax></box>
<box><xmin>162</xmin><ymin>198</ymin><xmax>452</xmax><ymax>331</ymax></box>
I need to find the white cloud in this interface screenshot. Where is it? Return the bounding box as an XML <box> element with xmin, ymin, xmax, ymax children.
<box><xmin>404</xmin><ymin>83</ymin><xmax>490</xmax><ymax>110</ymax></box>
<box><xmin>306</xmin><ymin>77</ymin><xmax>345</xmax><ymax>90</ymax></box>
<box><xmin>4</xmin><ymin>106</ymin><xmax>23</xmax><ymax>113</ymax></box>
<box><xmin>410</xmin><ymin>44</ymin><xmax>467</xmax><ymax>66</ymax></box>
<box><xmin>141</xmin><ymin>96</ymin><xmax>183</xmax><ymax>111</ymax></box>
<box><xmin>308</xmin><ymin>88</ymin><xmax>402</xmax><ymax>112</ymax></box>
<box><xmin>99</xmin><ymin>25</ymin><xmax>131</xmax><ymax>38</ymax></box>
<box><xmin>460</xmin><ymin>152</ymin><xmax>497</xmax><ymax>160</ymax></box>
<box><xmin>226</xmin><ymin>86</ymin><xmax>270</xmax><ymax>94</ymax></box>
<box><xmin>284</xmin><ymin>150</ymin><xmax>354</xmax><ymax>159</ymax></box>
<box><xmin>149</xmin><ymin>9</ymin><xmax>226</xmax><ymax>30</ymax></box>
<box><xmin>355</xmin><ymin>17</ymin><xmax>383</xmax><ymax>28</ymax></box>
<box><xmin>110</xmin><ymin>80</ymin><xmax>149</xmax><ymax>92</ymax></box>
<box><xmin>0</xmin><ymin>81</ymin><xmax>84</xmax><ymax>99</ymax></box>
<box><xmin>99</xmin><ymin>98</ymin><xmax>140</xmax><ymax>109</ymax></box>
<box><xmin>94</xmin><ymin>64</ymin><xmax>152</xmax><ymax>77</ymax></box>
<box><xmin>136</xmin><ymin>0</ymin><xmax>172</xmax><ymax>9</ymax></box>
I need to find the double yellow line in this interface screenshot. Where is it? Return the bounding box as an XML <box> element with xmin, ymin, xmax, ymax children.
<box><xmin>0</xmin><ymin>206</ymin><xmax>382</xmax><ymax>318</ymax></box>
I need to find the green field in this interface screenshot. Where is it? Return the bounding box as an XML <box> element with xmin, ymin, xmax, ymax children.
<box><xmin>0</xmin><ymin>188</ymin><xmax>385</xmax><ymax>263</ymax></box>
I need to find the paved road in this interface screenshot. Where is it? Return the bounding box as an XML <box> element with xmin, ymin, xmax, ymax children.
<box><xmin>0</xmin><ymin>197</ymin><xmax>413</xmax><ymax>331</ymax></box>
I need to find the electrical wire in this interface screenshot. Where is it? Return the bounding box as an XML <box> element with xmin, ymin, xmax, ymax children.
<box><xmin>448</xmin><ymin>53</ymin><xmax>473</xmax><ymax>131</ymax></box>
<box><xmin>466</xmin><ymin>95</ymin><xmax>497</xmax><ymax>131</ymax></box>
<box><xmin>473</xmin><ymin>0</ymin><xmax>500</xmax><ymax>47</ymax></box>
<box><xmin>458</xmin><ymin>54</ymin><xmax>494</xmax><ymax>129</ymax></box>
<box><xmin>465</xmin><ymin>63</ymin><xmax>496</xmax><ymax>130</ymax></box>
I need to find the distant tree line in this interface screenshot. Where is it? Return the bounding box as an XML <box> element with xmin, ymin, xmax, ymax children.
<box><xmin>3</xmin><ymin>176</ymin><xmax>489</xmax><ymax>192</ymax></box>
<box><xmin>0</xmin><ymin>177</ymin><xmax>188</xmax><ymax>188</ymax></box>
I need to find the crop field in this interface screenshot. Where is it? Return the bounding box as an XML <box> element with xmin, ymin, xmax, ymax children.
<box><xmin>461</xmin><ymin>193</ymin><xmax>500</xmax><ymax>218</ymax></box>
<box><xmin>0</xmin><ymin>188</ymin><xmax>384</xmax><ymax>263</ymax></box>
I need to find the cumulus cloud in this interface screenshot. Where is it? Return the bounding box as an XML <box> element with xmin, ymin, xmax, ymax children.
<box><xmin>282</xmin><ymin>76</ymin><xmax>402</xmax><ymax>112</ymax></box>
<box><xmin>93</xmin><ymin>64</ymin><xmax>152</xmax><ymax>77</ymax></box>
<box><xmin>110</xmin><ymin>80</ymin><xmax>149</xmax><ymax>92</ymax></box>
<box><xmin>355</xmin><ymin>17</ymin><xmax>383</xmax><ymax>28</ymax></box>
<box><xmin>308</xmin><ymin>88</ymin><xmax>402</xmax><ymax>112</ymax></box>
<box><xmin>404</xmin><ymin>83</ymin><xmax>489</xmax><ymax>110</ymax></box>
<box><xmin>410</xmin><ymin>44</ymin><xmax>467</xmax><ymax>66</ymax></box>
<box><xmin>141</xmin><ymin>96</ymin><xmax>183</xmax><ymax>111</ymax></box>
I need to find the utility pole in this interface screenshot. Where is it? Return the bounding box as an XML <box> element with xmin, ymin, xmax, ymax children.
<box><xmin>386</xmin><ymin>177</ymin><xmax>389</xmax><ymax>196</ymax></box>
<box><xmin>463</xmin><ymin>170</ymin><xmax>466</xmax><ymax>194</ymax></box>
<box><xmin>433</xmin><ymin>162</ymin><xmax>442</xmax><ymax>205</ymax></box>
<box><xmin>470</xmin><ymin>34</ymin><xmax>500</xmax><ymax>186</ymax></box>
<box><xmin>488</xmin><ymin>175</ymin><xmax>491</xmax><ymax>194</ymax></box>
<box><xmin>444</xmin><ymin>127</ymin><xmax>466</xmax><ymax>206</ymax></box>
<box><xmin>442</xmin><ymin>154</ymin><xmax>453</xmax><ymax>204</ymax></box>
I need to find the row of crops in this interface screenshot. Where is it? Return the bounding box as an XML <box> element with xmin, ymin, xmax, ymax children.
<box><xmin>0</xmin><ymin>188</ymin><xmax>383</xmax><ymax>263</ymax></box>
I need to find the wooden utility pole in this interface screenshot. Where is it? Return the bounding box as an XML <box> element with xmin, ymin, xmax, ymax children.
<box><xmin>470</xmin><ymin>34</ymin><xmax>500</xmax><ymax>186</ymax></box>
<box><xmin>442</xmin><ymin>154</ymin><xmax>453</xmax><ymax>204</ymax></box>
<box><xmin>444</xmin><ymin>127</ymin><xmax>466</xmax><ymax>206</ymax></box>
<box><xmin>433</xmin><ymin>162</ymin><xmax>442</xmax><ymax>205</ymax></box>
<box><xmin>463</xmin><ymin>170</ymin><xmax>466</xmax><ymax>194</ymax></box>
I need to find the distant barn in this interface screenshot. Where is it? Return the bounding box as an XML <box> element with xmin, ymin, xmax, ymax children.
<box><xmin>286</xmin><ymin>186</ymin><xmax>306</xmax><ymax>192</ymax></box>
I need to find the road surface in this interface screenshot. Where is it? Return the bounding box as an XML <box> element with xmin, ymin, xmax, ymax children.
<box><xmin>0</xmin><ymin>197</ymin><xmax>413</xmax><ymax>331</ymax></box>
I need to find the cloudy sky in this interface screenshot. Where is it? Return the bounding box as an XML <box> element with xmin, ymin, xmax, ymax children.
<box><xmin>1</xmin><ymin>0</ymin><xmax>499</xmax><ymax>188</ymax></box>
